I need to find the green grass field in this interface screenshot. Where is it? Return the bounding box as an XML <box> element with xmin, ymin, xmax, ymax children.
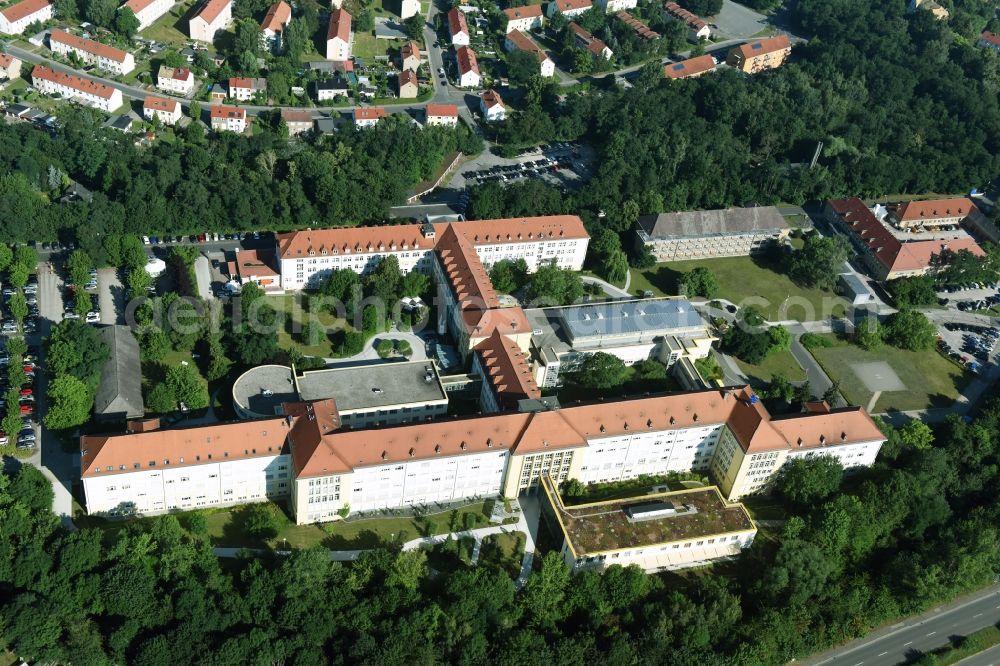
<box><xmin>141</xmin><ymin>1</ymin><xmax>196</xmax><ymax>45</ymax></box>
<box><xmin>266</xmin><ymin>294</ymin><xmax>351</xmax><ymax>357</ymax></box>
<box><xmin>631</xmin><ymin>255</ymin><xmax>848</xmax><ymax>322</ymax></box>
<box><xmin>806</xmin><ymin>333</ymin><xmax>970</xmax><ymax>413</ymax></box>
<box><xmin>735</xmin><ymin>349</ymin><xmax>806</xmax><ymax>383</ymax></box>
<box><xmin>353</xmin><ymin>32</ymin><xmax>404</xmax><ymax>60</ymax></box>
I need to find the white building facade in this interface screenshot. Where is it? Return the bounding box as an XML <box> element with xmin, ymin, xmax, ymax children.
<box><xmin>189</xmin><ymin>0</ymin><xmax>232</xmax><ymax>42</ymax></box>
<box><xmin>49</xmin><ymin>30</ymin><xmax>136</xmax><ymax>75</ymax></box>
<box><xmin>31</xmin><ymin>65</ymin><xmax>123</xmax><ymax>111</ymax></box>
<box><xmin>157</xmin><ymin>66</ymin><xmax>195</xmax><ymax>95</ymax></box>
<box><xmin>143</xmin><ymin>95</ymin><xmax>182</xmax><ymax>124</ymax></box>
<box><xmin>0</xmin><ymin>0</ymin><xmax>52</xmax><ymax>35</ymax></box>
<box><xmin>123</xmin><ymin>0</ymin><xmax>175</xmax><ymax>31</ymax></box>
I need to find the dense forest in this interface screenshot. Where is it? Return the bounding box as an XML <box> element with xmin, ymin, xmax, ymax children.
<box><xmin>1</xmin><ymin>398</ymin><xmax>999</xmax><ymax>664</ymax></box>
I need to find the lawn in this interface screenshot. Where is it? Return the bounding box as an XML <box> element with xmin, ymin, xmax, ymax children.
<box><xmin>353</xmin><ymin>32</ymin><xmax>404</xmax><ymax>61</ymax></box>
<box><xmin>266</xmin><ymin>294</ymin><xmax>351</xmax><ymax>358</ymax></box>
<box><xmin>806</xmin><ymin>333</ymin><xmax>971</xmax><ymax>413</ymax></box>
<box><xmin>632</xmin><ymin>255</ymin><xmax>848</xmax><ymax>322</ymax></box>
<box><xmin>735</xmin><ymin>349</ymin><xmax>806</xmax><ymax>383</ymax></box>
<box><xmin>552</xmin><ymin>365</ymin><xmax>681</xmax><ymax>403</ymax></box>
<box><xmin>141</xmin><ymin>0</ymin><xmax>197</xmax><ymax>45</ymax></box>
<box><xmin>479</xmin><ymin>531</ymin><xmax>525</xmax><ymax>577</ymax></box>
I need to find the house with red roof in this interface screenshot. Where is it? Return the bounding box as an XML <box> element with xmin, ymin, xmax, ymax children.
<box><xmin>143</xmin><ymin>95</ymin><xmax>182</xmax><ymax>125</ymax></box>
<box><xmin>447</xmin><ymin>7</ymin><xmax>469</xmax><ymax>45</ymax></box>
<box><xmin>326</xmin><ymin>8</ymin><xmax>352</xmax><ymax>61</ymax></box>
<box><xmin>0</xmin><ymin>0</ymin><xmax>51</xmax><ymax>35</ymax></box>
<box><xmin>260</xmin><ymin>0</ymin><xmax>291</xmax><ymax>53</ymax></box>
<box><xmin>503</xmin><ymin>4</ymin><xmax>543</xmax><ymax>33</ymax></box>
<box><xmin>455</xmin><ymin>45</ymin><xmax>480</xmax><ymax>87</ymax></box>
<box><xmin>189</xmin><ymin>0</ymin><xmax>232</xmax><ymax>42</ymax></box>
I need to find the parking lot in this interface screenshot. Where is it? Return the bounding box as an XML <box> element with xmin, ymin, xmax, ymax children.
<box><xmin>938</xmin><ymin>281</ymin><xmax>1000</xmax><ymax>314</ymax></box>
<box><xmin>936</xmin><ymin>320</ymin><xmax>998</xmax><ymax>372</ymax></box>
<box><xmin>446</xmin><ymin>142</ymin><xmax>596</xmax><ymax>201</ymax></box>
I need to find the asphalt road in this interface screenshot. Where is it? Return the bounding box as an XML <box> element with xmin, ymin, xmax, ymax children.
<box><xmin>803</xmin><ymin>586</ymin><xmax>1000</xmax><ymax>666</ymax></box>
<box><xmin>957</xmin><ymin>643</ymin><xmax>1000</xmax><ymax>666</ymax></box>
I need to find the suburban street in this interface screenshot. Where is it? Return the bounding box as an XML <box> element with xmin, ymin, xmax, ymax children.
<box><xmin>803</xmin><ymin>585</ymin><xmax>1000</xmax><ymax>666</ymax></box>
<box><xmin>956</xmin><ymin>643</ymin><xmax>1000</xmax><ymax>666</ymax></box>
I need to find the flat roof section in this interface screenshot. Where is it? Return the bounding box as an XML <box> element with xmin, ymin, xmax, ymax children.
<box><xmin>637</xmin><ymin>206</ymin><xmax>790</xmax><ymax>240</ymax></box>
<box><xmin>296</xmin><ymin>359</ymin><xmax>447</xmax><ymax>413</ymax></box>
<box><xmin>558</xmin><ymin>298</ymin><xmax>706</xmax><ymax>343</ymax></box>
<box><xmin>232</xmin><ymin>364</ymin><xmax>297</xmax><ymax>416</ymax></box>
<box><xmin>541</xmin><ymin>476</ymin><xmax>755</xmax><ymax>556</ymax></box>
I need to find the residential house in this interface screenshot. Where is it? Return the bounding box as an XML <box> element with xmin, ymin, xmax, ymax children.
<box><xmin>0</xmin><ymin>53</ymin><xmax>22</xmax><ymax>80</ymax></box>
<box><xmin>143</xmin><ymin>95</ymin><xmax>182</xmax><ymax>125</ymax></box>
<box><xmin>400</xmin><ymin>39</ymin><xmax>420</xmax><ymax>72</ymax></box>
<box><xmin>634</xmin><ymin>206</ymin><xmax>791</xmax><ymax>262</ymax></box>
<box><xmin>157</xmin><ymin>66</ymin><xmax>195</xmax><ymax>95</ymax></box>
<box><xmin>189</xmin><ymin>0</ymin><xmax>232</xmax><ymax>42</ymax></box>
<box><xmin>228</xmin><ymin>76</ymin><xmax>266</xmax><ymax>101</ymax></box>
<box><xmin>315</xmin><ymin>76</ymin><xmax>349</xmax><ymax>100</ymax></box>
<box><xmin>447</xmin><ymin>7</ymin><xmax>469</xmax><ymax>46</ymax></box>
<box><xmin>31</xmin><ymin>64</ymin><xmax>123</xmax><ymax>111</ymax></box>
<box><xmin>568</xmin><ymin>22</ymin><xmax>612</xmax><ymax>60</ymax></box>
<box><xmin>455</xmin><ymin>45</ymin><xmax>480</xmax><ymax>88</ymax></box>
<box><xmin>397</xmin><ymin>69</ymin><xmax>418</xmax><ymax>98</ymax></box>
<box><xmin>93</xmin><ymin>326</ymin><xmax>144</xmax><ymax>422</ymax></box>
<box><xmin>505</xmin><ymin>30</ymin><xmax>555</xmax><ymax>77</ymax></box>
<box><xmin>209</xmin><ymin>104</ymin><xmax>247</xmax><ymax>132</ymax></box>
<box><xmin>726</xmin><ymin>35</ymin><xmax>791</xmax><ymax>73</ymax></box>
<box><xmin>425</xmin><ymin>102</ymin><xmax>458</xmax><ymax>127</ymax></box>
<box><xmin>49</xmin><ymin>29</ymin><xmax>136</xmax><ymax>75</ymax></box>
<box><xmin>353</xmin><ymin>106</ymin><xmax>387</xmax><ymax>128</ymax></box>
<box><xmin>226</xmin><ymin>249</ymin><xmax>282</xmax><ymax>290</ymax></box>
<box><xmin>281</xmin><ymin>108</ymin><xmax>313</xmax><ymax>135</ymax></box>
<box><xmin>122</xmin><ymin>0</ymin><xmax>174</xmax><ymax>31</ymax></box>
<box><xmin>480</xmin><ymin>88</ymin><xmax>505</xmax><ymax>121</ymax></box>
<box><xmin>663</xmin><ymin>54</ymin><xmax>715</xmax><ymax>79</ymax></box>
<box><xmin>825</xmin><ymin>197</ymin><xmax>985</xmax><ymax>281</ymax></box>
<box><xmin>616</xmin><ymin>11</ymin><xmax>659</xmax><ymax>40</ymax></box>
<box><xmin>0</xmin><ymin>0</ymin><xmax>52</xmax><ymax>35</ymax></box>
<box><xmin>399</xmin><ymin>0</ymin><xmax>419</xmax><ymax>19</ymax></box>
<box><xmin>103</xmin><ymin>114</ymin><xmax>134</xmax><ymax>132</ymax></box>
<box><xmin>260</xmin><ymin>0</ymin><xmax>291</xmax><ymax>53</ymax></box>
<box><xmin>209</xmin><ymin>83</ymin><xmax>226</xmax><ymax>102</ymax></box>
<box><xmin>663</xmin><ymin>1</ymin><xmax>710</xmax><ymax>40</ymax></box>
<box><xmin>978</xmin><ymin>31</ymin><xmax>1000</xmax><ymax>53</ymax></box>
<box><xmin>547</xmin><ymin>0</ymin><xmax>591</xmax><ymax>19</ymax></box>
<box><xmin>910</xmin><ymin>0</ymin><xmax>948</xmax><ymax>19</ymax></box>
<box><xmin>503</xmin><ymin>5</ymin><xmax>543</xmax><ymax>33</ymax></box>
<box><xmin>326</xmin><ymin>8</ymin><xmax>351</xmax><ymax>61</ymax></box>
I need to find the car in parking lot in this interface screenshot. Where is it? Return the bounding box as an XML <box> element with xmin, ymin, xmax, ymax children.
<box><xmin>85</xmin><ymin>311</ymin><xmax>100</xmax><ymax>324</ymax></box>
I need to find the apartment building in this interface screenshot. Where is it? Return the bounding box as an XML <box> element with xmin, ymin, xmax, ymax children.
<box><xmin>447</xmin><ymin>7</ymin><xmax>469</xmax><ymax>46</ymax></box>
<box><xmin>664</xmin><ymin>54</ymin><xmax>715</xmax><ymax>79</ymax></box>
<box><xmin>0</xmin><ymin>0</ymin><xmax>51</xmax><ymax>35</ymax></box>
<box><xmin>189</xmin><ymin>0</ymin><xmax>232</xmax><ymax>42</ymax></box>
<box><xmin>889</xmin><ymin>197</ymin><xmax>979</xmax><ymax>229</ymax></box>
<box><xmin>81</xmin><ymin>417</ymin><xmax>295</xmax><ymax>515</ymax></box>
<box><xmin>123</xmin><ymin>0</ymin><xmax>174</xmax><ymax>31</ymax></box>
<box><xmin>472</xmin><ymin>329</ymin><xmax>541</xmax><ymax>413</ymax></box>
<box><xmin>353</xmin><ymin>106</ymin><xmax>387</xmax><ymax>128</ymax></box>
<box><xmin>209</xmin><ymin>104</ymin><xmax>247</xmax><ymax>132</ymax></box>
<box><xmin>480</xmin><ymin>89</ymin><xmax>505</xmax><ymax>121</ymax></box>
<box><xmin>31</xmin><ymin>65</ymin><xmax>123</xmax><ymax>111</ymax></box>
<box><xmin>425</xmin><ymin>103</ymin><xmax>458</xmax><ymax>127</ymax></box>
<box><xmin>82</xmin><ymin>386</ymin><xmax>885</xmax><ymax>521</ymax></box>
<box><xmin>568</xmin><ymin>22</ymin><xmax>612</xmax><ymax>59</ymax></box>
<box><xmin>455</xmin><ymin>45</ymin><xmax>481</xmax><ymax>88</ymax></box>
<box><xmin>260</xmin><ymin>0</ymin><xmax>291</xmax><ymax>53</ymax></box>
<box><xmin>326</xmin><ymin>8</ymin><xmax>351</xmax><ymax>61</ymax></box>
<box><xmin>634</xmin><ymin>206</ymin><xmax>791</xmax><ymax>261</ymax></box>
<box><xmin>505</xmin><ymin>30</ymin><xmax>555</xmax><ymax>77</ymax></box>
<box><xmin>526</xmin><ymin>298</ymin><xmax>716</xmax><ymax>388</ymax></box>
<box><xmin>157</xmin><ymin>66</ymin><xmax>194</xmax><ymax>95</ymax></box>
<box><xmin>663</xmin><ymin>1</ymin><xmax>710</xmax><ymax>39</ymax></box>
<box><xmin>49</xmin><ymin>29</ymin><xmax>136</xmax><ymax>75</ymax></box>
<box><xmin>726</xmin><ymin>35</ymin><xmax>791</xmax><ymax>73</ymax></box>
<box><xmin>143</xmin><ymin>95</ymin><xmax>182</xmax><ymax>125</ymax></box>
<box><xmin>400</xmin><ymin>39</ymin><xmax>420</xmax><ymax>71</ymax></box>
<box><xmin>228</xmin><ymin>76</ymin><xmax>266</xmax><ymax>101</ymax></box>
<box><xmin>503</xmin><ymin>5</ymin><xmax>543</xmax><ymax>33</ymax></box>
<box><xmin>547</xmin><ymin>0</ymin><xmax>591</xmax><ymax>19</ymax></box>
<box><xmin>540</xmin><ymin>475</ymin><xmax>757</xmax><ymax>573</ymax></box>
<box><xmin>596</xmin><ymin>0</ymin><xmax>635</xmax><ymax>12</ymax></box>
<box><xmin>825</xmin><ymin>197</ymin><xmax>985</xmax><ymax>281</ymax></box>
<box><xmin>0</xmin><ymin>53</ymin><xmax>22</xmax><ymax>80</ymax></box>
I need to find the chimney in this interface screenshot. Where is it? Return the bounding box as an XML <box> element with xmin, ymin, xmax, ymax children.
<box><xmin>381</xmin><ymin>451</ymin><xmax>387</xmax><ymax>460</ymax></box>
<box><xmin>435</xmin><ymin>444</ymin><xmax>441</xmax><ymax>454</ymax></box>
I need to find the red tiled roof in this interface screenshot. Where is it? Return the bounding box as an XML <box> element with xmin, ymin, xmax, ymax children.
<box><xmin>475</xmin><ymin>329</ymin><xmax>541</xmax><ymax>409</ymax></box>
<box><xmin>229</xmin><ymin>248</ymin><xmax>279</xmax><ymax>278</ymax></box>
<box><xmin>354</xmin><ymin>106</ymin><xmax>387</xmax><ymax>121</ymax></box>
<box><xmin>481</xmin><ymin>88</ymin><xmax>503</xmax><ymax>108</ymax></box>
<box><xmin>615</xmin><ymin>11</ymin><xmax>659</xmax><ymax>40</ymax></box>
<box><xmin>31</xmin><ymin>64</ymin><xmax>116</xmax><ymax>99</ymax></box>
<box><xmin>893</xmin><ymin>197</ymin><xmax>978</xmax><ymax>223</ymax></box>
<box><xmin>436</xmin><ymin>223</ymin><xmax>499</xmax><ymax>310</ymax></box>
<box><xmin>161</xmin><ymin>66</ymin><xmax>192</xmax><ymax>81</ymax></box>
<box><xmin>506</xmin><ymin>30</ymin><xmax>549</xmax><ymax>63</ymax></box>
<box><xmin>733</xmin><ymin>34</ymin><xmax>790</xmax><ymax>59</ymax></box>
<box><xmin>456</xmin><ymin>45</ymin><xmax>479</xmax><ymax>75</ymax></box>
<box><xmin>426</xmin><ymin>102</ymin><xmax>458</xmax><ymax>117</ymax></box>
<box><xmin>401</xmin><ymin>39</ymin><xmax>420</xmax><ymax>60</ymax></box>
<box><xmin>327</xmin><ymin>7</ymin><xmax>351</xmax><ymax>42</ymax></box>
<box><xmin>663</xmin><ymin>1</ymin><xmax>707</xmax><ymax>30</ymax></box>
<box><xmin>143</xmin><ymin>95</ymin><xmax>179</xmax><ymax>112</ymax></box>
<box><xmin>210</xmin><ymin>104</ymin><xmax>246</xmax><ymax>119</ymax></box>
<box><xmin>0</xmin><ymin>53</ymin><xmax>19</xmax><ymax>68</ymax></box>
<box><xmin>0</xmin><ymin>0</ymin><xmax>50</xmax><ymax>23</ymax></box>
<box><xmin>398</xmin><ymin>69</ymin><xmax>417</xmax><ymax>87</ymax></box>
<box><xmin>664</xmin><ymin>54</ymin><xmax>715</xmax><ymax>78</ymax></box>
<box><xmin>193</xmin><ymin>0</ymin><xmax>230</xmax><ymax>24</ymax></box>
<box><xmin>447</xmin><ymin>7</ymin><xmax>468</xmax><ymax>36</ymax></box>
<box><xmin>551</xmin><ymin>0</ymin><xmax>591</xmax><ymax>12</ymax></box>
<box><xmin>50</xmin><ymin>29</ymin><xmax>130</xmax><ymax>63</ymax></box>
<box><xmin>81</xmin><ymin>416</ymin><xmax>294</xmax><ymax>478</ymax></box>
<box><xmin>568</xmin><ymin>22</ymin><xmax>608</xmax><ymax>57</ymax></box>
<box><xmin>260</xmin><ymin>0</ymin><xmax>290</xmax><ymax>31</ymax></box>
<box><xmin>229</xmin><ymin>76</ymin><xmax>265</xmax><ymax>91</ymax></box>
<box><xmin>979</xmin><ymin>31</ymin><xmax>1000</xmax><ymax>47</ymax></box>
<box><xmin>124</xmin><ymin>0</ymin><xmax>156</xmax><ymax>14</ymax></box>
<box><xmin>281</xmin><ymin>108</ymin><xmax>312</xmax><ymax>123</ymax></box>
<box><xmin>504</xmin><ymin>4</ymin><xmax>542</xmax><ymax>20</ymax></box>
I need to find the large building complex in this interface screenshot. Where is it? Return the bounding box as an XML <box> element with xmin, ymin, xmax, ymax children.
<box><xmin>540</xmin><ymin>475</ymin><xmax>757</xmax><ymax>573</ymax></box>
<box><xmin>825</xmin><ymin>197</ymin><xmax>985</xmax><ymax>281</ymax></box>
<box><xmin>634</xmin><ymin>206</ymin><xmax>791</xmax><ymax>261</ymax></box>
<box><xmin>31</xmin><ymin>65</ymin><xmax>123</xmax><ymax>111</ymax></box>
<box><xmin>81</xmin><ymin>386</ymin><xmax>885</xmax><ymax>520</ymax></box>
<box><xmin>49</xmin><ymin>29</ymin><xmax>136</xmax><ymax>75</ymax></box>
<box><xmin>526</xmin><ymin>297</ymin><xmax>715</xmax><ymax>388</ymax></box>
<box><xmin>0</xmin><ymin>0</ymin><xmax>51</xmax><ymax>35</ymax></box>
<box><xmin>232</xmin><ymin>361</ymin><xmax>449</xmax><ymax>427</ymax></box>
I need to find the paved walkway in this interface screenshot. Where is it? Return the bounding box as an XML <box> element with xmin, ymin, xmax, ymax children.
<box><xmin>581</xmin><ymin>275</ymin><xmax>631</xmax><ymax>299</ymax></box>
<box><xmin>322</xmin><ymin>329</ymin><xmax>430</xmax><ymax>365</ymax></box>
